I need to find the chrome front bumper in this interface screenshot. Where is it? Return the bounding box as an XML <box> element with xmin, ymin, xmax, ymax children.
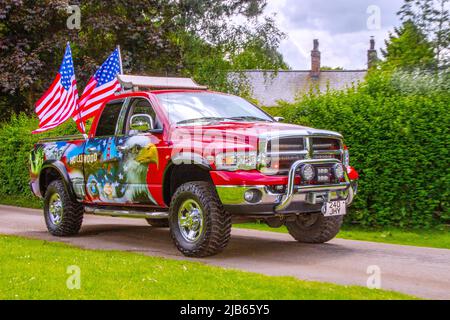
<box><xmin>216</xmin><ymin>159</ymin><xmax>355</xmax><ymax>215</ymax></box>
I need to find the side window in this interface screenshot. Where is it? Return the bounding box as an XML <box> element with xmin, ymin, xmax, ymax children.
<box><xmin>126</xmin><ymin>98</ymin><xmax>161</xmax><ymax>134</ymax></box>
<box><xmin>95</xmin><ymin>101</ymin><xmax>124</xmax><ymax>137</ymax></box>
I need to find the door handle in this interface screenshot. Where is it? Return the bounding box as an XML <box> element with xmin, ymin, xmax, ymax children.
<box><xmin>87</xmin><ymin>147</ymin><xmax>97</xmax><ymax>153</ymax></box>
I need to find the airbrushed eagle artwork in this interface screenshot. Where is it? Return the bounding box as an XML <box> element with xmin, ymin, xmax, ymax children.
<box><xmin>31</xmin><ymin>135</ymin><xmax>159</xmax><ymax>206</ymax></box>
<box><xmin>84</xmin><ymin>135</ymin><xmax>159</xmax><ymax>204</ymax></box>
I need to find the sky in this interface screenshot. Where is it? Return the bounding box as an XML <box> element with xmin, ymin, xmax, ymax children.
<box><xmin>264</xmin><ymin>0</ymin><xmax>404</xmax><ymax>70</ymax></box>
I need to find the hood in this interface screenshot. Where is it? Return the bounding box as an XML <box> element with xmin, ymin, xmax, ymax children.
<box><xmin>169</xmin><ymin>121</ymin><xmax>343</xmax><ymax>155</ymax></box>
<box><xmin>172</xmin><ymin>121</ymin><xmax>342</xmax><ymax>141</ymax></box>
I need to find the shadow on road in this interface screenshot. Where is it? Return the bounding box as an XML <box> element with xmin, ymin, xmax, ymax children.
<box><xmin>22</xmin><ymin>222</ymin><xmax>356</xmax><ymax>264</ymax></box>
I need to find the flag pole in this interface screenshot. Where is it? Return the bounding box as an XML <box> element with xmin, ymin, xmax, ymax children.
<box><xmin>68</xmin><ymin>41</ymin><xmax>87</xmax><ymax>137</ymax></box>
<box><xmin>117</xmin><ymin>45</ymin><xmax>125</xmax><ymax>93</ymax></box>
<box><xmin>117</xmin><ymin>45</ymin><xmax>124</xmax><ymax>75</ymax></box>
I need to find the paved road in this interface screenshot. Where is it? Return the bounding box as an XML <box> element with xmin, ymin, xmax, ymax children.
<box><xmin>0</xmin><ymin>205</ymin><xmax>449</xmax><ymax>299</ymax></box>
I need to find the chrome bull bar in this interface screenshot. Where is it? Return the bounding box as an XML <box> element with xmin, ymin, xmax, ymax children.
<box><xmin>275</xmin><ymin>159</ymin><xmax>351</xmax><ymax>212</ymax></box>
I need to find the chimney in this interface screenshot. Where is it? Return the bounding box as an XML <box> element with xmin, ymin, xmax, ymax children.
<box><xmin>310</xmin><ymin>39</ymin><xmax>321</xmax><ymax>78</ymax></box>
<box><xmin>367</xmin><ymin>36</ymin><xmax>378</xmax><ymax>69</ymax></box>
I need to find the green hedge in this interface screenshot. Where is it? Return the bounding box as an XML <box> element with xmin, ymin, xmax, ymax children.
<box><xmin>0</xmin><ymin>115</ymin><xmax>78</xmax><ymax>202</ymax></box>
<box><xmin>274</xmin><ymin>71</ymin><xmax>449</xmax><ymax>228</ymax></box>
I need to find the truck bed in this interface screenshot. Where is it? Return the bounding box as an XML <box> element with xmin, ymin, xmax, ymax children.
<box><xmin>38</xmin><ymin>134</ymin><xmax>86</xmax><ymax>143</ymax></box>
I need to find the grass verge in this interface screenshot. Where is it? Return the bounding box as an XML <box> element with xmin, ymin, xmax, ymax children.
<box><xmin>1</xmin><ymin>195</ymin><xmax>448</xmax><ymax>249</ymax></box>
<box><xmin>0</xmin><ymin>235</ymin><xmax>415</xmax><ymax>300</ymax></box>
<box><xmin>234</xmin><ymin>222</ymin><xmax>450</xmax><ymax>250</ymax></box>
<box><xmin>0</xmin><ymin>195</ymin><xmax>42</xmax><ymax>209</ymax></box>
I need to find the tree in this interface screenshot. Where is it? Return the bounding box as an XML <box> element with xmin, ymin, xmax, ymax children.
<box><xmin>0</xmin><ymin>0</ymin><xmax>287</xmax><ymax>120</ymax></box>
<box><xmin>381</xmin><ymin>20</ymin><xmax>437</xmax><ymax>70</ymax></box>
<box><xmin>177</xmin><ymin>0</ymin><xmax>268</xmax><ymax>45</ymax></box>
<box><xmin>398</xmin><ymin>0</ymin><xmax>450</xmax><ymax>67</ymax></box>
<box><xmin>175</xmin><ymin>3</ymin><xmax>288</xmax><ymax>93</ymax></box>
<box><xmin>0</xmin><ymin>0</ymin><xmax>182</xmax><ymax>119</ymax></box>
<box><xmin>435</xmin><ymin>0</ymin><xmax>450</xmax><ymax>67</ymax></box>
<box><xmin>0</xmin><ymin>0</ymin><xmax>72</xmax><ymax>118</ymax></box>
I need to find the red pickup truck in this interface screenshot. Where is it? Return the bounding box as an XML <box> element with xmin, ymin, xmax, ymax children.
<box><xmin>30</xmin><ymin>75</ymin><xmax>358</xmax><ymax>257</ymax></box>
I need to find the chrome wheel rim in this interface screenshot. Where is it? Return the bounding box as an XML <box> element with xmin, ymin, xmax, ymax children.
<box><xmin>178</xmin><ymin>199</ymin><xmax>204</xmax><ymax>243</ymax></box>
<box><xmin>49</xmin><ymin>193</ymin><xmax>63</xmax><ymax>226</ymax></box>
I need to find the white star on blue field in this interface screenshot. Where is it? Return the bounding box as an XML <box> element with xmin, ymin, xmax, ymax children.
<box><xmin>94</xmin><ymin>49</ymin><xmax>121</xmax><ymax>86</ymax></box>
<box><xmin>59</xmin><ymin>45</ymin><xmax>75</xmax><ymax>90</ymax></box>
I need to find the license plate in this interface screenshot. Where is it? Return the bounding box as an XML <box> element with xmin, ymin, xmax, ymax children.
<box><xmin>322</xmin><ymin>200</ymin><xmax>347</xmax><ymax>217</ymax></box>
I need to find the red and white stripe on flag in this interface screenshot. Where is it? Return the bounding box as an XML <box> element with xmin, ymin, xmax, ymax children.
<box><xmin>74</xmin><ymin>48</ymin><xmax>122</xmax><ymax>127</ymax></box>
<box><xmin>33</xmin><ymin>44</ymin><xmax>81</xmax><ymax>134</ymax></box>
<box><xmin>73</xmin><ymin>77</ymin><xmax>121</xmax><ymax>125</ymax></box>
<box><xmin>33</xmin><ymin>76</ymin><xmax>79</xmax><ymax>134</ymax></box>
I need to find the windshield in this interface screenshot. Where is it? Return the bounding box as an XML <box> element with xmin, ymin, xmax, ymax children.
<box><xmin>156</xmin><ymin>92</ymin><xmax>274</xmax><ymax>125</ymax></box>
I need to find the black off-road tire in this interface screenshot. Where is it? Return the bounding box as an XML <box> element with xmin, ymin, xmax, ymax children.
<box><xmin>285</xmin><ymin>213</ymin><xmax>343</xmax><ymax>244</ymax></box>
<box><xmin>44</xmin><ymin>180</ymin><xmax>84</xmax><ymax>237</ymax></box>
<box><xmin>145</xmin><ymin>218</ymin><xmax>169</xmax><ymax>228</ymax></box>
<box><xmin>169</xmin><ymin>181</ymin><xmax>231</xmax><ymax>257</ymax></box>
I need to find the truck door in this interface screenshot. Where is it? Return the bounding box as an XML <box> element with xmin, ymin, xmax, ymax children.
<box><xmin>114</xmin><ymin>98</ymin><xmax>163</xmax><ymax>205</ymax></box>
<box><xmin>83</xmin><ymin>99</ymin><xmax>128</xmax><ymax>204</ymax></box>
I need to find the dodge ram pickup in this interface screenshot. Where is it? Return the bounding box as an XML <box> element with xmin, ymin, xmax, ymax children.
<box><xmin>30</xmin><ymin>75</ymin><xmax>359</xmax><ymax>257</ymax></box>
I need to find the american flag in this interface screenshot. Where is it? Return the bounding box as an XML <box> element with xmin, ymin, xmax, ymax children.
<box><xmin>75</xmin><ymin>48</ymin><xmax>122</xmax><ymax>127</ymax></box>
<box><xmin>33</xmin><ymin>44</ymin><xmax>80</xmax><ymax>134</ymax></box>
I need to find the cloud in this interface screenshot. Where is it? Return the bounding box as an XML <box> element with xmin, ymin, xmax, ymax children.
<box><xmin>275</xmin><ymin>0</ymin><xmax>401</xmax><ymax>34</ymax></box>
<box><xmin>265</xmin><ymin>0</ymin><xmax>404</xmax><ymax>69</ymax></box>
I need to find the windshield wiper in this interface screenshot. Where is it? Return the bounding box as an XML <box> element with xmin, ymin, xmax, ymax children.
<box><xmin>177</xmin><ymin>116</ymin><xmax>272</xmax><ymax>125</ymax></box>
<box><xmin>228</xmin><ymin>116</ymin><xmax>272</xmax><ymax>122</ymax></box>
<box><xmin>177</xmin><ymin>117</ymin><xmax>228</xmax><ymax>125</ymax></box>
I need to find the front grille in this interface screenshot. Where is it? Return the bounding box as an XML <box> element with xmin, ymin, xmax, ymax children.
<box><xmin>311</xmin><ymin>137</ymin><xmax>342</xmax><ymax>161</ymax></box>
<box><xmin>267</xmin><ymin>137</ymin><xmax>305</xmax><ymax>153</ymax></box>
<box><xmin>311</xmin><ymin>137</ymin><xmax>340</xmax><ymax>151</ymax></box>
<box><xmin>266</xmin><ymin>154</ymin><xmax>307</xmax><ymax>172</ymax></box>
<box><xmin>262</xmin><ymin>136</ymin><xmax>343</xmax><ymax>177</ymax></box>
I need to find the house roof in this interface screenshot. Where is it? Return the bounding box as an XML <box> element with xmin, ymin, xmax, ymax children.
<box><xmin>232</xmin><ymin>70</ymin><xmax>367</xmax><ymax>106</ymax></box>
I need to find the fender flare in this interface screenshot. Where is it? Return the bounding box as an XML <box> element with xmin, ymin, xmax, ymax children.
<box><xmin>39</xmin><ymin>160</ymin><xmax>78</xmax><ymax>201</ymax></box>
<box><xmin>162</xmin><ymin>153</ymin><xmax>212</xmax><ymax>205</ymax></box>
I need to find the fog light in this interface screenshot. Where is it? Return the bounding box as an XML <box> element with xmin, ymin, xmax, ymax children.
<box><xmin>334</xmin><ymin>163</ymin><xmax>345</xmax><ymax>179</ymax></box>
<box><xmin>244</xmin><ymin>189</ymin><xmax>262</xmax><ymax>203</ymax></box>
<box><xmin>301</xmin><ymin>164</ymin><xmax>315</xmax><ymax>181</ymax></box>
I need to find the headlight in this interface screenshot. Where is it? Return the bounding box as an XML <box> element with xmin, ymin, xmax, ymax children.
<box><xmin>334</xmin><ymin>163</ymin><xmax>345</xmax><ymax>179</ymax></box>
<box><xmin>301</xmin><ymin>164</ymin><xmax>315</xmax><ymax>181</ymax></box>
<box><xmin>215</xmin><ymin>151</ymin><xmax>257</xmax><ymax>171</ymax></box>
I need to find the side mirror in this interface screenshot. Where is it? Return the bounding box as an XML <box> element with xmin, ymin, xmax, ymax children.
<box><xmin>274</xmin><ymin>117</ymin><xmax>285</xmax><ymax>122</ymax></box>
<box><xmin>130</xmin><ymin>114</ymin><xmax>154</xmax><ymax>133</ymax></box>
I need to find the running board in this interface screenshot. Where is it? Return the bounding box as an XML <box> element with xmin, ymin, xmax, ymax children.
<box><xmin>84</xmin><ymin>207</ymin><xmax>169</xmax><ymax>219</ymax></box>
